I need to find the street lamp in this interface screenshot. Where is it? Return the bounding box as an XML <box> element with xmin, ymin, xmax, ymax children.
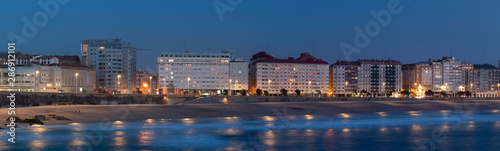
<box><xmin>149</xmin><ymin>76</ymin><xmax>152</xmax><ymax>94</ymax></box>
<box><xmin>345</xmin><ymin>81</ymin><xmax>348</xmax><ymax>97</ymax></box>
<box><xmin>35</xmin><ymin>70</ymin><xmax>39</xmax><ymax>92</ymax></box>
<box><xmin>187</xmin><ymin>77</ymin><xmax>191</xmax><ymax>95</ymax></box>
<box><xmin>269</xmin><ymin>79</ymin><xmax>272</xmax><ymax>94</ymax></box>
<box><xmin>309</xmin><ymin>81</ymin><xmax>312</xmax><ymax>97</ymax></box>
<box><xmin>75</xmin><ymin>73</ymin><xmax>79</xmax><ymax>93</ymax></box>
<box><xmin>163</xmin><ymin>78</ymin><xmax>166</xmax><ymax>94</ymax></box>
<box><xmin>117</xmin><ymin>75</ymin><xmax>121</xmax><ymax>93</ymax></box>
<box><xmin>229</xmin><ymin>79</ymin><xmax>232</xmax><ymax>96</ymax></box>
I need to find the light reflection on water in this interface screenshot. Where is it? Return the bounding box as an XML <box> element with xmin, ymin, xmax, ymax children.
<box><xmin>1</xmin><ymin>110</ymin><xmax>500</xmax><ymax>150</ymax></box>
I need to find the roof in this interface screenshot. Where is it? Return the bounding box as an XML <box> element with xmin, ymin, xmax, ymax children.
<box><xmin>251</xmin><ymin>51</ymin><xmax>329</xmax><ymax>65</ymax></box>
<box><xmin>332</xmin><ymin>60</ymin><xmax>360</xmax><ymax>66</ymax></box>
<box><xmin>359</xmin><ymin>59</ymin><xmax>401</xmax><ymax>65</ymax></box>
<box><xmin>55</xmin><ymin>55</ymin><xmax>80</xmax><ymax>61</ymax></box>
<box><xmin>474</xmin><ymin>64</ymin><xmax>498</xmax><ymax>70</ymax></box>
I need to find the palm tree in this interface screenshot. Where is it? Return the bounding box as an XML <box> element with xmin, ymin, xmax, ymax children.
<box><xmin>440</xmin><ymin>90</ymin><xmax>447</xmax><ymax>97</ymax></box>
<box><xmin>263</xmin><ymin>90</ymin><xmax>269</xmax><ymax>96</ymax></box>
<box><xmin>465</xmin><ymin>90</ymin><xmax>472</xmax><ymax>97</ymax></box>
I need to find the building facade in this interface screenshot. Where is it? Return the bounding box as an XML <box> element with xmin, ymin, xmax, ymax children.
<box><xmin>229</xmin><ymin>59</ymin><xmax>249</xmax><ymax>95</ymax></box>
<box><xmin>330</xmin><ymin>59</ymin><xmax>402</xmax><ymax>97</ymax></box>
<box><xmin>473</xmin><ymin>64</ymin><xmax>500</xmax><ymax>97</ymax></box>
<box><xmin>249</xmin><ymin>52</ymin><xmax>329</xmax><ymax>96</ymax></box>
<box><xmin>0</xmin><ymin>64</ymin><xmax>95</xmax><ymax>92</ymax></box>
<box><xmin>83</xmin><ymin>38</ymin><xmax>137</xmax><ymax>93</ymax></box>
<box><xmin>157</xmin><ymin>50</ymin><xmax>233</xmax><ymax>95</ymax></box>
<box><xmin>402</xmin><ymin>63</ymin><xmax>433</xmax><ymax>96</ymax></box>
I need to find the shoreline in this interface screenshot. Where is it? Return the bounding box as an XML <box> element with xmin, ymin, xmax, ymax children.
<box><xmin>2</xmin><ymin>100</ymin><xmax>500</xmax><ymax>127</ymax></box>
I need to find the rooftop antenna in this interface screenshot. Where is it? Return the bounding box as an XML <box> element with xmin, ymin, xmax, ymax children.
<box><xmin>268</xmin><ymin>40</ymin><xmax>270</xmax><ymax>53</ymax></box>
<box><xmin>304</xmin><ymin>41</ymin><xmax>307</xmax><ymax>52</ymax></box>
<box><xmin>261</xmin><ymin>42</ymin><xmax>264</xmax><ymax>51</ymax></box>
<box><xmin>312</xmin><ymin>40</ymin><xmax>315</xmax><ymax>55</ymax></box>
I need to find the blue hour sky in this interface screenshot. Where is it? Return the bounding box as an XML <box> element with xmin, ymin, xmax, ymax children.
<box><xmin>1</xmin><ymin>0</ymin><xmax>500</xmax><ymax>74</ymax></box>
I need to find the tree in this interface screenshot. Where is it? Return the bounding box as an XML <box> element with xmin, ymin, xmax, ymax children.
<box><xmin>295</xmin><ymin>89</ymin><xmax>301</xmax><ymax>96</ymax></box>
<box><xmin>315</xmin><ymin>90</ymin><xmax>322</xmax><ymax>95</ymax></box>
<box><xmin>401</xmin><ymin>90</ymin><xmax>410</xmax><ymax>97</ymax></box>
<box><xmin>457</xmin><ymin>91</ymin><xmax>465</xmax><ymax>97</ymax></box>
<box><xmin>263</xmin><ymin>90</ymin><xmax>269</xmax><ymax>96</ymax></box>
<box><xmin>465</xmin><ymin>90</ymin><xmax>472</xmax><ymax>97</ymax></box>
<box><xmin>440</xmin><ymin>90</ymin><xmax>447</xmax><ymax>97</ymax></box>
<box><xmin>385</xmin><ymin>89</ymin><xmax>392</xmax><ymax>97</ymax></box>
<box><xmin>425</xmin><ymin>90</ymin><xmax>433</xmax><ymax>97</ymax></box>
<box><xmin>256</xmin><ymin>89</ymin><xmax>263</xmax><ymax>96</ymax></box>
<box><xmin>240</xmin><ymin>89</ymin><xmax>247</xmax><ymax>96</ymax></box>
<box><xmin>360</xmin><ymin>90</ymin><xmax>368</xmax><ymax>97</ymax></box>
<box><xmin>280</xmin><ymin>88</ymin><xmax>288</xmax><ymax>96</ymax></box>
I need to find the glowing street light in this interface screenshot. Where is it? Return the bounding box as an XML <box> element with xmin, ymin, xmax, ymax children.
<box><xmin>229</xmin><ymin>79</ymin><xmax>232</xmax><ymax>96</ymax></box>
<box><xmin>35</xmin><ymin>70</ymin><xmax>39</xmax><ymax>92</ymax></box>
<box><xmin>117</xmin><ymin>75</ymin><xmax>121</xmax><ymax>93</ymax></box>
<box><xmin>187</xmin><ymin>77</ymin><xmax>191</xmax><ymax>95</ymax></box>
<box><xmin>75</xmin><ymin>73</ymin><xmax>79</xmax><ymax>93</ymax></box>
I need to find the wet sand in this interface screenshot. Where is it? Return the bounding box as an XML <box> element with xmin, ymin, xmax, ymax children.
<box><xmin>1</xmin><ymin>100</ymin><xmax>500</xmax><ymax>127</ymax></box>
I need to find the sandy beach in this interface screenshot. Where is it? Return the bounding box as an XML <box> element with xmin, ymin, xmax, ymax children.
<box><xmin>2</xmin><ymin>99</ymin><xmax>500</xmax><ymax>127</ymax></box>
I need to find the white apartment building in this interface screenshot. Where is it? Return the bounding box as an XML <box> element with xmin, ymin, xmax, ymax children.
<box><xmin>429</xmin><ymin>57</ymin><xmax>473</xmax><ymax>93</ymax></box>
<box><xmin>229</xmin><ymin>59</ymin><xmax>249</xmax><ymax>95</ymax></box>
<box><xmin>82</xmin><ymin>38</ymin><xmax>137</xmax><ymax>93</ymax></box>
<box><xmin>157</xmin><ymin>50</ymin><xmax>237</xmax><ymax>95</ymax></box>
<box><xmin>0</xmin><ymin>64</ymin><xmax>95</xmax><ymax>93</ymax></box>
<box><xmin>473</xmin><ymin>64</ymin><xmax>500</xmax><ymax>97</ymax></box>
<box><xmin>249</xmin><ymin>52</ymin><xmax>329</xmax><ymax>96</ymax></box>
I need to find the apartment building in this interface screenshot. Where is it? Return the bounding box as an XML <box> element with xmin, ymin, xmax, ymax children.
<box><xmin>330</xmin><ymin>59</ymin><xmax>402</xmax><ymax>97</ymax></box>
<box><xmin>0</xmin><ymin>64</ymin><xmax>95</xmax><ymax>92</ymax></box>
<box><xmin>402</xmin><ymin>63</ymin><xmax>433</xmax><ymax>96</ymax></box>
<box><xmin>329</xmin><ymin>61</ymin><xmax>360</xmax><ymax>97</ymax></box>
<box><xmin>229</xmin><ymin>58</ymin><xmax>249</xmax><ymax>95</ymax></box>
<box><xmin>473</xmin><ymin>64</ymin><xmax>500</xmax><ymax>97</ymax></box>
<box><xmin>83</xmin><ymin>38</ymin><xmax>137</xmax><ymax>93</ymax></box>
<box><xmin>249</xmin><ymin>51</ymin><xmax>329</xmax><ymax>96</ymax></box>
<box><xmin>157</xmin><ymin>50</ymin><xmax>236</xmax><ymax>95</ymax></box>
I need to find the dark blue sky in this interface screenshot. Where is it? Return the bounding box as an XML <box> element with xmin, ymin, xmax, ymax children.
<box><xmin>2</xmin><ymin>0</ymin><xmax>500</xmax><ymax>73</ymax></box>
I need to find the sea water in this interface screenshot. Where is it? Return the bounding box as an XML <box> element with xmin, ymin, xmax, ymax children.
<box><xmin>1</xmin><ymin>110</ymin><xmax>500</xmax><ymax>151</ymax></box>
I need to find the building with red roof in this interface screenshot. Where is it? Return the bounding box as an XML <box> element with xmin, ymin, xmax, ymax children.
<box><xmin>249</xmin><ymin>51</ymin><xmax>329</xmax><ymax>96</ymax></box>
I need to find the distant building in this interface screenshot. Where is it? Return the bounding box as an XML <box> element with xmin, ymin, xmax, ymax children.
<box><xmin>403</xmin><ymin>57</ymin><xmax>474</xmax><ymax>96</ymax></box>
<box><xmin>15</xmin><ymin>54</ymin><xmax>81</xmax><ymax>65</ymax></box>
<box><xmin>330</xmin><ymin>59</ymin><xmax>402</xmax><ymax>97</ymax></box>
<box><xmin>249</xmin><ymin>51</ymin><xmax>329</xmax><ymax>96</ymax></box>
<box><xmin>0</xmin><ymin>64</ymin><xmax>95</xmax><ymax>92</ymax></box>
<box><xmin>136</xmin><ymin>69</ymin><xmax>153</xmax><ymax>94</ymax></box>
<box><xmin>83</xmin><ymin>38</ymin><xmax>137</xmax><ymax>93</ymax></box>
<box><xmin>157</xmin><ymin>50</ymin><xmax>234</xmax><ymax>95</ymax></box>
<box><xmin>473</xmin><ymin>64</ymin><xmax>500</xmax><ymax>97</ymax></box>
<box><xmin>402</xmin><ymin>63</ymin><xmax>434</xmax><ymax>96</ymax></box>
<box><xmin>229</xmin><ymin>58</ymin><xmax>249</xmax><ymax>95</ymax></box>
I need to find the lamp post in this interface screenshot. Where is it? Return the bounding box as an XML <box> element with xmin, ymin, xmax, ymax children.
<box><xmin>268</xmin><ymin>79</ymin><xmax>272</xmax><ymax>95</ymax></box>
<box><xmin>163</xmin><ymin>78</ymin><xmax>166</xmax><ymax>94</ymax></box>
<box><xmin>345</xmin><ymin>81</ymin><xmax>348</xmax><ymax>97</ymax></box>
<box><xmin>75</xmin><ymin>73</ymin><xmax>79</xmax><ymax>93</ymax></box>
<box><xmin>35</xmin><ymin>70</ymin><xmax>39</xmax><ymax>92</ymax></box>
<box><xmin>229</xmin><ymin>79</ymin><xmax>232</xmax><ymax>96</ymax></box>
<box><xmin>149</xmin><ymin>76</ymin><xmax>152</xmax><ymax>94</ymax></box>
<box><xmin>187</xmin><ymin>77</ymin><xmax>190</xmax><ymax>95</ymax></box>
<box><xmin>117</xmin><ymin>75</ymin><xmax>121</xmax><ymax>93</ymax></box>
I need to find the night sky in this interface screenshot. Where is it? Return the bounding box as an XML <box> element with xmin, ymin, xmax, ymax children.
<box><xmin>2</xmin><ymin>0</ymin><xmax>500</xmax><ymax>74</ymax></box>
